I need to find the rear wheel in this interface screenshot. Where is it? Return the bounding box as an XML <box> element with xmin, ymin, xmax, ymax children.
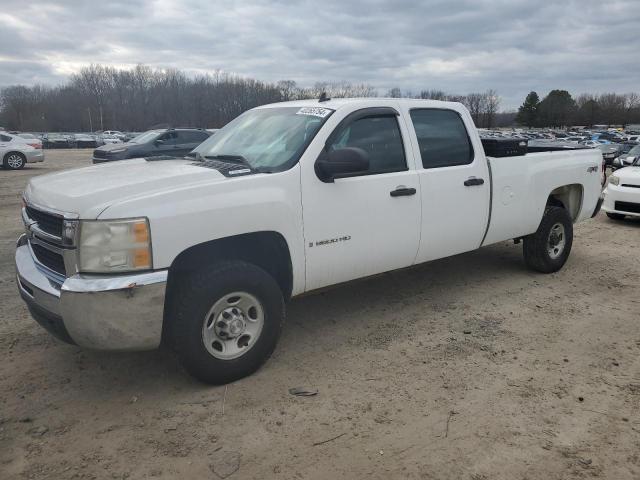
<box><xmin>606</xmin><ymin>212</ymin><xmax>626</xmax><ymax>221</ymax></box>
<box><xmin>165</xmin><ymin>261</ymin><xmax>285</xmax><ymax>384</ymax></box>
<box><xmin>3</xmin><ymin>152</ymin><xmax>26</xmax><ymax>170</ymax></box>
<box><xmin>523</xmin><ymin>206</ymin><xmax>573</xmax><ymax>273</ymax></box>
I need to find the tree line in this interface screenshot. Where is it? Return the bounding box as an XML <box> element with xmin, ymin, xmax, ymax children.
<box><xmin>0</xmin><ymin>65</ymin><xmax>376</xmax><ymax>132</ymax></box>
<box><xmin>4</xmin><ymin>63</ymin><xmax>636</xmax><ymax>132</ymax></box>
<box><xmin>516</xmin><ymin>90</ymin><xmax>640</xmax><ymax>128</ymax></box>
<box><xmin>0</xmin><ymin>64</ymin><xmax>510</xmax><ymax>132</ymax></box>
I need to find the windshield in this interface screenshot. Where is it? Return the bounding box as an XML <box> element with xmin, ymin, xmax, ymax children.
<box><xmin>628</xmin><ymin>145</ymin><xmax>640</xmax><ymax>156</ymax></box>
<box><xmin>192</xmin><ymin>106</ymin><xmax>333</xmax><ymax>172</ymax></box>
<box><xmin>129</xmin><ymin>130</ymin><xmax>161</xmax><ymax>143</ymax></box>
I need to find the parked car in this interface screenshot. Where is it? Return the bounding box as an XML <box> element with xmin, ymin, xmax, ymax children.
<box><xmin>612</xmin><ymin>144</ymin><xmax>640</xmax><ymax>170</ymax></box>
<box><xmin>0</xmin><ymin>132</ymin><xmax>44</xmax><ymax>169</ymax></box>
<box><xmin>15</xmin><ymin>98</ymin><xmax>603</xmax><ymax>384</ymax></box>
<box><xmin>598</xmin><ymin>144</ymin><xmax>621</xmax><ymax>166</ymax></box>
<box><xmin>602</xmin><ymin>157</ymin><xmax>640</xmax><ymax>220</ymax></box>
<box><xmin>102</xmin><ymin>130</ymin><xmax>127</xmax><ymax>141</ymax></box>
<box><xmin>100</xmin><ymin>134</ymin><xmax>123</xmax><ymax>145</ymax></box>
<box><xmin>44</xmin><ymin>133</ymin><xmax>71</xmax><ymax>149</ymax></box>
<box><xmin>92</xmin><ymin>128</ymin><xmax>211</xmax><ymax>163</ymax></box>
<box><xmin>16</xmin><ymin>133</ymin><xmax>43</xmax><ymax>149</ymax></box>
<box><xmin>73</xmin><ymin>134</ymin><xmax>99</xmax><ymax>148</ymax></box>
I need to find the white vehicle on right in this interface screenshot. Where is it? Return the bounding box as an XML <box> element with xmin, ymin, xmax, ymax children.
<box><xmin>603</xmin><ymin>158</ymin><xmax>640</xmax><ymax>220</ymax></box>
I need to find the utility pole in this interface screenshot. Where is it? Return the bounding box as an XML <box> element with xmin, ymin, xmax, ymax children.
<box><xmin>88</xmin><ymin>107</ymin><xmax>93</xmax><ymax>132</ymax></box>
<box><xmin>100</xmin><ymin>106</ymin><xmax>104</xmax><ymax>131</ymax></box>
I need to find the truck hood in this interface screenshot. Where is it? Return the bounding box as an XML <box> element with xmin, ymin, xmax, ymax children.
<box><xmin>25</xmin><ymin>158</ymin><xmax>225</xmax><ymax>218</ymax></box>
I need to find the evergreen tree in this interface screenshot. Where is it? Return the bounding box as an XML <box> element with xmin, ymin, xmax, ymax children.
<box><xmin>538</xmin><ymin>90</ymin><xmax>577</xmax><ymax>127</ymax></box>
<box><xmin>516</xmin><ymin>91</ymin><xmax>540</xmax><ymax>127</ymax></box>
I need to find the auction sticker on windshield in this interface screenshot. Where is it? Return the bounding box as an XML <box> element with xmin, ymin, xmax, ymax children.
<box><xmin>296</xmin><ymin>107</ymin><xmax>333</xmax><ymax>118</ymax></box>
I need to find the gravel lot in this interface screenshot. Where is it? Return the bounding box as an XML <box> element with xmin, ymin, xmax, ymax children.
<box><xmin>1</xmin><ymin>150</ymin><xmax>639</xmax><ymax>480</ymax></box>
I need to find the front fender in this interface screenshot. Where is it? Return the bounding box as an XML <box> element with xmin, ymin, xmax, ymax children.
<box><xmin>98</xmin><ymin>165</ymin><xmax>306</xmax><ymax>295</ymax></box>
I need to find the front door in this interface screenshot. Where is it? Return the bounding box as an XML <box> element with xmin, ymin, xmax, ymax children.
<box><xmin>301</xmin><ymin>106</ymin><xmax>422</xmax><ymax>291</ymax></box>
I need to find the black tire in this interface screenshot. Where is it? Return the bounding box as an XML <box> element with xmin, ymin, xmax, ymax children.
<box><xmin>523</xmin><ymin>206</ymin><xmax>573</xmax><ymax>273</ymax></box>
<box><xmin>3</xmin><ymin>152</ymin><xmax>26</xmax><ymax>170</ymax></box>
<box><xmin>165</xmin><ymin>261</ymin><xmax>284</xmax><ymax>384</ymax></box>
<box><xmin>606</xmin><ymin>212</ymin><xmax>626</xmax><ymax>221</ymax></box>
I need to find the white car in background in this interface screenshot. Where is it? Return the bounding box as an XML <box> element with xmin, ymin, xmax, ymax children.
<box><xmin>101</xmin><ymin>134</ymin><xmax>123</xmax><ymax>145</ymax></box>
<box><xmin>102</xmin><ymin>130</ymin><xmax>127</xmax><ymax>141</ymax></box>
<box><xmin>602</xmin><ymin>158</ymin><xmax>640</xmax><ymax>220</ymax></box>
<box><xmin>0</xmin><ymin>132</ymin><xmax>44</xmax><ymax>170</ymax></box>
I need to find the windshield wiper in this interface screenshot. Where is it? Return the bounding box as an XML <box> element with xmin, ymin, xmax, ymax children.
<box><xmin>200</xmin><ymin>154</ymin><xmax>274</xmax><ymax>174</ymax></box>
<box><xmin>204</xmin><ymin>154</ymin><xmax>251</xmax><ymax>166</ymax></box>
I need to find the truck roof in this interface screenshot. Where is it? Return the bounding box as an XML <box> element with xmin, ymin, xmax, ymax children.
<box><xmin>257</xmin><ymin>97</ymin><xmax>464</xmax><ymax>111</ymax></box>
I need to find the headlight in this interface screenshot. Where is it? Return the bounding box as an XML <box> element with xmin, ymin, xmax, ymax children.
<box><xmin>78</xmin><ymin>218</ymin><xmax>152</xmax><ymax>273</ymax></box>
<box><xmin>609</xmin><ymin>175</ymin><xmax>620</xmax><ymax>186</ymax></box>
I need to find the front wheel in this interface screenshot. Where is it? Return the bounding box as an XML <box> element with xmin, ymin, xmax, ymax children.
<box><xmin>523</xmin><ymin>206</ymin><xmax>573</xmax><ymax>273</ymax></box>
<box><xmin>606</xmin><ymin>212</ymin><xmax>626</xmax><ymax>221</ymax></box>
<box><xmin>165</xmin><ymin>261</ymin><xmax>285</xmax><ymax>384</ymax></box>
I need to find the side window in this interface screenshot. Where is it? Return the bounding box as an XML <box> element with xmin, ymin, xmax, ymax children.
<box><xmin>177</xmin><ymin>131</ymin><xmax>209</xmax><ymax>143</ymax></box>
<box><xmin>328</xmin><ymin>115</ymin><xmax>406</xmax><ymax>174</ymax></box>
<box><xmin>158</xmin><ymin>131</ymin><xmax>177</xmax><ymax>144</ymax></box>
<box><xmin>0</xmin><ymin>134</ymin><xmax>12</xmax><ymax>142</ymax></box>
<box><xmin>410</xmin><ymin>109</ymin><xmax>474</xmax><ymax>169</ymax></box>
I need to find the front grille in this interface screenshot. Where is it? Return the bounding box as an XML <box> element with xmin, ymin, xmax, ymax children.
<box><xmin>31</xmin><ymin>243</ymin><xmax>66</xmax><ymax>276</ymax></box>
<box><xmin>93</xmin><ymin>149</ymin><xmax>107</xmax><ymax>159</ymax></box>
<box><xmin>25</xmin><ymin>206</ymin><xmax>63</xmax><ymax>238</ymax></box>
<box><xmin>615</xmin><ymin>201</ymin><xmax>640</xmax><ymax>214</ymax></box>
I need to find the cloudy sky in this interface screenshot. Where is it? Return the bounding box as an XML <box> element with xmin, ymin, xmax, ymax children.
<box><xmin>0</xmin><ymin>0</ymin><xmax>638</xmax><ymax>109</ymax></box>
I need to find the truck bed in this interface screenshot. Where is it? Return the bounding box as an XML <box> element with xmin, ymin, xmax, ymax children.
<box><xmin>482</xmin><ymin>148</ymin><xmax>603</xmax><ymax>246</ymax></box>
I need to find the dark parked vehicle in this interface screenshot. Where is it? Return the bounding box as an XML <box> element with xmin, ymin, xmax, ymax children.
<box><xmin>73</xmin><ymin>134</ymin><xmax>99</xmax><ymax>148</ymax></box>
<box><xmin>92</xmin><ymin>128</ymin><xmax>211</xmax><ymax>163</ymax></box>
<box><xmin>44</xmin><ymin>133</ymin><xmax>71</xmax><ymax>149</ymax></box>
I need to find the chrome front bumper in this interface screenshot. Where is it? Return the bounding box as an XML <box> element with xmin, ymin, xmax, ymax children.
<box><xmin>15</xmin><ymin>235</ymin><xmax>168</xmax><ymax>351</ymax></box>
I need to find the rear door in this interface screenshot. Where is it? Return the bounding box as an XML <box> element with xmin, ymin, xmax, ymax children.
<box><xmin>402</xmin><ymin>107</ymin><xmax>490</xmax><ymax>263</ymax></box>
<box><xmin>301</xmin><ymin>104</ymin><xmax>422</xmax><ymax>291</ymax></box>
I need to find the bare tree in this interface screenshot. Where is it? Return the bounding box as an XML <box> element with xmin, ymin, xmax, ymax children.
<box><xmin>463</xmin><ymin>93</ymin><xmax>486</xmax><ymax>125</ymax></box>
<box><xmin>483</xmin><ymin>90</ymin><xmax>500</xmax><ymax>129</ymax></box>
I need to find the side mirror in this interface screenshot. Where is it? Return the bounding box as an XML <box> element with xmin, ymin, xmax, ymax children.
<box><xmin>155</xmin><ymin>138</ymin><xmax>165</xmax><ymax>146</ymax></box>
<box><xmin>315</xmin><ymin>147</ymin><xmax>369</xmax><ymax>182</ymax></box>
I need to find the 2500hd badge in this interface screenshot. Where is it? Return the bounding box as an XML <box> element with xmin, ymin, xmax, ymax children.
<box><xmin>309</xmin><ymin>235</ymin><xmax>352</xmax><ymax>247</ymax></box>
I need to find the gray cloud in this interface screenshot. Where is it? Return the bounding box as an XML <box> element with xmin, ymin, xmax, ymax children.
<box><xmin>0</xmin><ymin>0</ymin><xmax>638</xmax><ymax>108</ymax></box>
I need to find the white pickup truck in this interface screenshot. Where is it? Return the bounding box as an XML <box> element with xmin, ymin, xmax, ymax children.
<box><xmin>16</xmin><ymin>98</ymin><xmax>604</xmax><ymax>384</ymax></box>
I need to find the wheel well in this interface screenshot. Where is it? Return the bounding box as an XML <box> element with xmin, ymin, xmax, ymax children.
<box><xmin>547</xmin><ymin>184</ymin><xmax>583</xmax><ymax>221</ymax></box>
<box><xmin>167</xmin><ymin>231</ymin><xmax>293</xmax><ymax>301</ymax></box>
<box><xmin>3</xmin><ymin>151</ymin><xmax>26</xmax><ymax>161</ymax></box>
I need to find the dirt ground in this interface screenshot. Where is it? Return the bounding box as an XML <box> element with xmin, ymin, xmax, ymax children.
<box><xmin>0</xmin><ymin>149</ymin><xmax>639</xmax><ymax>480</ymax></box>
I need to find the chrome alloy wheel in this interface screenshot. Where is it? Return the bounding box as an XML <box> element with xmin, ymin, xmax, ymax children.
<box><xmin>202</xmin><ymin>292</ymin><xmax>264</xmax><ymax>360</ymax></box>
<box><xmin>6</xmin><ymin>154</ymin><xmax>25</xmax><ymax>169</ymax></box>
<box><xmin>547</xmin><ymin>222</ymin><xmax>566</xmax><ymax>259</ymax></box>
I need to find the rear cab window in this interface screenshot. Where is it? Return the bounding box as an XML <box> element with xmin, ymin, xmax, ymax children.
<box><xmin>409</xmin><ymin>109</ymin><xmax>474</xmax><ymax>169</ymax></box>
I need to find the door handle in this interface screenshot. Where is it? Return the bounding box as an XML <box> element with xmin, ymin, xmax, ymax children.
<box><xmin>390</xmin><ymin>186</ymin><xmax>417</xmax><ymax>197</ymax></box>
<box><xmin>464</xmin><ymin>177</ymin><xmax>485</xmax><ymax>186</ymax></box>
